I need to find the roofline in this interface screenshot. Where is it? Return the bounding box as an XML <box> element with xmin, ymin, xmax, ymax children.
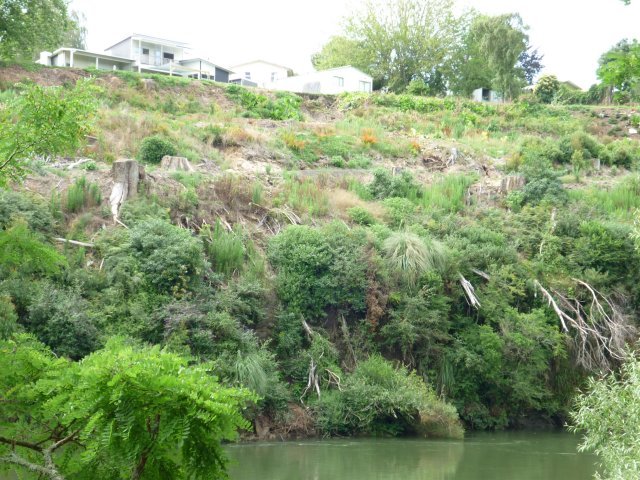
<box><xmin>50</xmin><ymin>48</ymin><xmax>135</xmax><ymax>63</ymax></box>
<box><xmin>317</xmin><ymin>65</ymin><xmax>372</xmax><ymax>78</ymax></box>
<box><xmin>231</xmin><ymin>59</ymin><xmax>292</xmax><ymax>71</ymax></box>
<box><xmin>105</xmin><ymin>33</ymin><xmax>190</xmax><ymax>52</ymax></box>
<box><xmin>180</xmin><ymin>58</ymin><xmax>234</xmax><ymax>73</ymax></box>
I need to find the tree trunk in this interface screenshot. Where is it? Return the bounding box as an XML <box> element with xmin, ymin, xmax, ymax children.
<box><xmin>110</xmin><ymin>159</ymin><xmax>139</xmax><ymax>221</ymax></box>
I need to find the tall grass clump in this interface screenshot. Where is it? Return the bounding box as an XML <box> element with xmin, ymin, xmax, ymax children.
<box><xmin>65</xmin><ymin>177</ymin><xmax>102</xmax><ymax>213</ymax></box>
<box><xmin>383</xmin><ymin>232</ymin><xmax>447</xmax><ymax>282</ymax></box>
<box><xmin>276</xmin><ymin>177</ymin><xmax>329</xmax><ymax>217</ymax></box>
<box><xmin>201</xmin><ymin>220</ymin><xmax>245</xmax><ymax>276</ymax></box>
<box><xmin>420</xmin><ymin>175</ymin><xmax>475</xmax><ymax>213</ymax></box>
<box><xmin>569</xmin><ymin>175</ymin><xmax>640</xmax><ymax>219</ymax></box>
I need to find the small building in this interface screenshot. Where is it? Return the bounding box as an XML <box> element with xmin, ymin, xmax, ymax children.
<box><xmin>229</xmin><ymin>60</ymin><xmax>292</xmax><ymax>88</ymax></box>
<box><xmin>472</xmin><ymin>87</ymin><xmax>503</xmax><ymax>103</ymax></box>
<box><xmin>268</xmin><ymin>66</ymin><xmax>373</xmax><ymax>95</ymax></box>
<box><xmin>37</xmin><ymin>33</ymin><xmax>233</xmax><ymax>82</ymax></box>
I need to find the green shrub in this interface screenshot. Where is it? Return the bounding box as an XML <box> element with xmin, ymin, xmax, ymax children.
<box><xmin>314</xmin><ymin>355</ymin><xmax>462</xmax><ymax>438</ymax></box>
<box><xmin>601</xmin><ymin>139</ymin><xmax>640</xmax><ymax>168</ymax></box>
<box><xmin>382</xmin><ymin>197</ymin><xmax>417</xmax><ymax>228</ymax></box>
<box><xmin>138</xmin><ymin>135</ymin><xmax>177</xmax><ymax>164</ymax></box>
<box><xmin>533</xmin><ymin>75</ymin><xmax>560</xmax><ymax>103</ymax></box>
<box><xmin>348</xmin><ymin>206</ymin><xmax>376</xmax><ymax>225</ymax></box>
<box><xmin>0</xmin><ymin>190</ymin><xmax>54</xmax><ymax>233</ymax></box>
<box><xmin>226</xmin><ymin>85</ymin><xmax>302</xmax><ymax>120</ymax></box>
<box><xmin>25</xmin><ymin>285</ymin><xmax>99</xmax><ymax>359</ymax></box>
<box><xmin>268</xmin><ymin>223</ymin><xmax>368</xmax><ymax>319</ymax></box>
<box><xmin>0</xmin><ymin>222</ymin><xmax>67</xmax><ymax>277</ymax></box>
<box><xmin>368</xmin><ymin>169</ymin><xmax>422</xmax><ymax>200</ymax></box>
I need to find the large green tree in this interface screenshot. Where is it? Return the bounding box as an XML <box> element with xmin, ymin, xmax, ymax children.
<box><xmin>313</xmin><ymin>0</ymin><xmax>465</xmax><ymax>92</ymax></box>
<box><xmin>597</xmin><ymin>39</ymin><xmax>640</xmax><ymax>102</ymax></box>
<box><xmin>0</xmin><ymin>0</ymin><xmax>77</xmax><ymax>61</ymax></box>
<box><xmin>0</xmin><ymin>335</ymin><xmax>255</xmax><ymax>480</ymax></box>
<box><xmin>468</xmin><ymin>14</ymin><xmax>529</xmax><ymax>100</ymax></box>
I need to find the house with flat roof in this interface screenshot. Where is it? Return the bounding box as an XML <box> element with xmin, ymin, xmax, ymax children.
<box><xmin>37</xmin><ymin>33</ymin><xmax>233</xmax><ymax>82</ymax></box>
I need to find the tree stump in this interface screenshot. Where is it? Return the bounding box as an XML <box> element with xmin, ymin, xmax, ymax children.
<box><xmin>500</xmin><ymin>175</ymin><xmax>526</xmax><ymax>194</ymax></box>
<box><xmin>161</xmin><ymin>156</ymin><xmax>194</xmax><ymax>172</ymax></box>
<box><xmin>110</xmin><ymin>159</ymin><xmax>139</xmax><ymax>221</ymax></box>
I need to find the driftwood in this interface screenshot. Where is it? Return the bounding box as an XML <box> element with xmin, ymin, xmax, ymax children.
<box><xmin>535</xmin><ymin>279</ymin><xmax>635</xmax><ymax>371</ymax></box>
<box><xmin>459</xmin><ymin>274</ymin><xmax>481</xmax><ymax>309</ymax></box>
<box><xmin>109</xmin><ymin>159</ymin><xmax>139</xmax><ymax>222</ymax></box>
<box><xmin>53</xmin><ymin>237</ymin><xmax>94</xmax><ymax>248</ymax></box>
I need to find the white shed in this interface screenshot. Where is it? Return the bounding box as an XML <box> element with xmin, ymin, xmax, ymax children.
<box><xmin>229</xmin><ymin>60</ymin><xmax>291</xmax><ymax>88</ymax></box>
<box><xmin>472</xmin><ymin>87</ymin><xmax>503</xmax><ymax>103</ymax></box>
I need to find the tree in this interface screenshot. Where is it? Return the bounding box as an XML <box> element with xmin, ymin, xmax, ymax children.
<box><xmin>450</xmin><ymin>13</ymin><xmax>537</xmax><ymax>97</ymax></box>
<box><xmin>470</xmin><ymin>14</ymin><xmax>529</xmax><ymax>100</ymax></box>
<box><xmin>597</xmin><ymin>39</ymin><xmax>640</xmax><ymax>103</ymax></box>
<box><xmin>0</xmin><ymin>0</ymin><xmax>75</xmax><ymax>61</ymax></box>
<box><xmin>534</xmin><ymin>74</ymin><xmax>560</xmax><ymax>103</ymax></box>
<box><xmin>569</xmin><ymin>354</ymin><xmax>640</xmax><ymax>480</ymax></box>
<box><xmin>0</xmin><ymin>79</ymin><xmax>99</xmax><ymax>186</ymax></box>
<box><xmin>62</xmin><ymin>10</ymin><xmax>87</xmax><ymax>49</ymax></box>
<box><xmin>319</xmin><ymin>0</ymin><xmax>464</xmax><ymax>92</ymax></box>
<box><xmin>311</xmin><ymin>36</ymin><xmax>368</xmax><ymax>72</ymax></box>
<box><xmin>518</xmin><ymin>47</ymin><xmax>544</xmax><ymax>85</ymax></box>
<box><xmin>0</xmin><ymin>335</ymin><xmax>256</xmax><ymax>480</ymax></box>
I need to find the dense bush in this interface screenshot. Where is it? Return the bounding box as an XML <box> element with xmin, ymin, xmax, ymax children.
<box><xmin>314</xmin><ymin>355</ymin><xmax>462</xmax><ymax>437</ymax></box>
<box><xmin>268</xmin><ymin>223</ymin><xmax>368</xmax><ymax>319</ymax></box>
<box><xmin>65</xmin><ymin>176</ymin><xmax>102</xmax><ymax>213</ymax></box>
<box><xmin>368</xmin><ymin>168</ymin><xmax>422</xmax><ymax>200</ymax></box>
<box><xmin>534</xmin><ymin>75</ymin><xmax>560</xmax><ymax>103</ymax></box>
<box><xmin>0</xmin><ymin>190</ymin><xmax>54</xmax><ymax>233</ymax></box>
<box><xmin>25</xmin><ymin>285</ymin><xmax>99</xmax><ymax>359</ymax></box>
<box><xmin>138</xmin><ymin>135</ymin><xmax>177</xmax><ymax>164</ymax></box>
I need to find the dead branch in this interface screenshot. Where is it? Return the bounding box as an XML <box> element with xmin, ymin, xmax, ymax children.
<box><xmin>535</xmin><ymin>279</ymin><xmax>635</xmax><ymax>371</ymax></box>
<box><xmin>471</xmin><ymin>268</ymin><xmax>491</xmax><ymax>281</ymax></box>
<box><xmin>325</xmin><ymin>369</ymin><xmax>343</xmax><ymax>391</ymax></box>
<box><xmin>459</xmin><ymin>274</ymin><xmax>481</xmax><ymax>309</ymax></box>
<box><xmin>339</xmin><ymin>314</ymin><xmax>357</xmax><ymax>370</ymax></box>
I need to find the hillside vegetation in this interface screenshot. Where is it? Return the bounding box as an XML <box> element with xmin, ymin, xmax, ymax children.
<box><xmin>2</xmin><ymin>65</ymin><xmax>640</xmax><ymax>442</ymax></box>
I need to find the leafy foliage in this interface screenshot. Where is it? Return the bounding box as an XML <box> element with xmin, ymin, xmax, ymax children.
<box><xmin>0</xmin><ymin>79</ymin><xmax>99</xmax><ymax>185</ymax></box>
<box><xmin>570</xmin><ymin>354</ymin><xmax>640</xmax><ymax>480</ymax></box>
<box><xmin>0</xmin><ymin>335</ymin><xmax>256</xmax><ymax>479</ymax></box>
<box><xmin>226</xmin><ymin>85</ymin><xmax>302</xmax><ymax>120</ymax></box>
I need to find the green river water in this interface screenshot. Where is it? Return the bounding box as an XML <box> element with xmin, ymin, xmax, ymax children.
<box><xmin>226</xmin><ymin>431</ymin><xmax>597</xmax><ymax>480</ymax></box>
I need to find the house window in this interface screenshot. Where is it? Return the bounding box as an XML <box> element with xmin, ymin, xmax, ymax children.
<box><xmin>335</xmin><ymin>76</ymin><xmax>344</xmax><ymax>87</ymax></box>
<box><xmin>271</xmin><ymin>72</ymin><xmax>277</xmax><ymax>82</ymax></box>
<box><xmin>142</xmin><ymin>48</ymin><xmax>149</xmax><ymax>55</ymax></box>
<box><xmin>359</xmin><ymin>80</ymin><xmax>371</xmax><ymax>92</ymax></box>
<box><xmin>163</xmin><ymin>52</ymin><xmax>174</xmax><ymax>60</ymax></box>
<box><xmin>245</xmin><ymin>72</ymin><xmax>251</xmax><ymax>80</ymax></box>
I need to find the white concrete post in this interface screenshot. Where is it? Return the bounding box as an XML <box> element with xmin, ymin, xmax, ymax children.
<box><xmin>138</xmin><ymin>39</ymin><xmax>141</xmax><ymax>72</ymax></box>
<box><xmin>70</xmin><ymin>50</ymin><xmax>74</xmax><ymax>67</ymax></box>
<box><xmin>96</xmin><ymin>57</ymin><xmax>99</xmax><ymax>69</ymax></box>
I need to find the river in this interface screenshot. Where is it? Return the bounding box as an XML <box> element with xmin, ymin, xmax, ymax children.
<box><xmin>226</xmin><ymin>431</ymin><xmax>597</xmax><ymax>480</ymax></box>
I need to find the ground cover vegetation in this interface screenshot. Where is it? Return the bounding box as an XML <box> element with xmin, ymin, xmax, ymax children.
<box><xmin>1</xmin><ymin>2</ymin><xmax>640</xmax><ymax>477</ymax></box>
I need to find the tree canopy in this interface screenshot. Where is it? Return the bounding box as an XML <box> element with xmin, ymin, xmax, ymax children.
<box><xmin>597</xmin><ymin>38</ymin><xmax>640</xmax><ymax>103</ymax></box>
<box><xmin>0</xmin><ymin>0</ymin><xmax>79</xmax><ymax>61</ymax></box>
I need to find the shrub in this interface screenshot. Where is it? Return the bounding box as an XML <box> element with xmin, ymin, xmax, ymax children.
<box><xmin>382</xmin><ymin>197</ymin><xmax>417</xmax><ymax>228</ymax></box>
<box><xmin>226</xmin><ymin>84</ymin><xmax>302</xmax><ymax>120</ymax></box>
<box><xmin>0</xmin><ymin>189</ymin><xmax>54</xmax><ymax>233</ymax></box>
<box><xmin>348</xmin><ymin>206</ymin><xmax>376</xmax><ymax>225</ymax></box>
<box><xmin>533</xmin><ymin>75</ymin><xmax>560</xmax><ymax>103</ymax></box>
<box><xmin>138</xmin><ymin>135</ymin><xmax>177</xmax><ymax>164</ymax></box>
<box><xmin>26</xmin><ymin>285</ymin><xmax>99</xmax><ymax>359</ymax></box>
<box><xmin>315</xmin><ymin>355</ymin><xmax>462</xmax><ymax>438</ymax></box>
<box><xmin>268</xmin><ymin>223</ymin><xmax>368</xmax><ymax>319</ymax></box>
<box><xmin>368</xmin><ymin>169</ymin><xmax>422</xmax><ymax>200</ymax></box>
<box><xmin>383</xmin><ymin>232</ymin><xmax>447</xmax><ymax>281</ymax></box>
<box><xmin>0</xmin><ymin>221</ymin><xmax>67</xmax><ymax>277</ymax></box>
<box><xmin>103</xmin><ymin>219</ymin><xmax>205</xmax><ymax>296</ymax></box>
<box><xmin>570</xmin><ymin>355</ymin><xmax>640</xmax><ymax>480</ymax></box>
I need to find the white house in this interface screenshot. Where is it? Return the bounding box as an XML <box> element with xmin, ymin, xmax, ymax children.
<box><xmin>268</xmin><ymin>66</ymin><xmax>373</xmax><ymax>95</ymax></box>
<box><xmin>229</xmin><ymin>60</ymin><xmax>292</xmax><ymax>88</ymax></box>
<box><xmin>37</xmin><ymin>33</ymin><xmax>233</xmax><ymax>82</ymax></box>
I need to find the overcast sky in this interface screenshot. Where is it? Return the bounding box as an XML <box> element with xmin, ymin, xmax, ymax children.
<box><xmin>70</xmin><ymin>0</ymin><xmax>640</xmax><ymax>89</ymax></box>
